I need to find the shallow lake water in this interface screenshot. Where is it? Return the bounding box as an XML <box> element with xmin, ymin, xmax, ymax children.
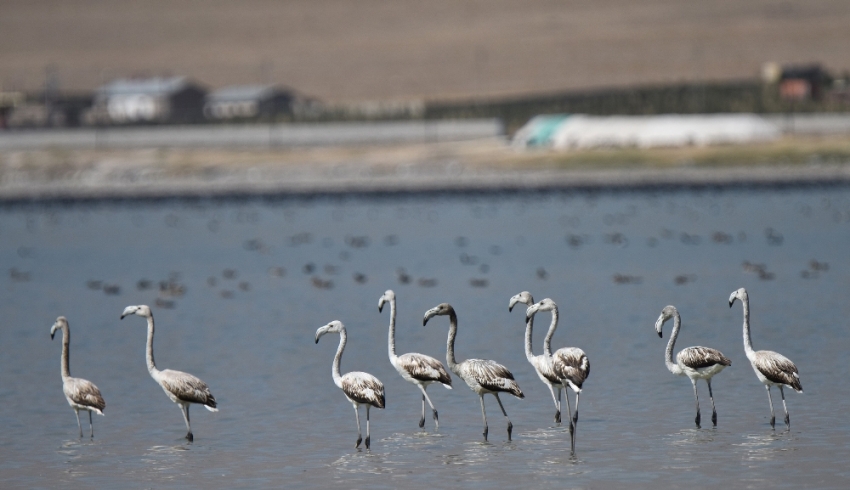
<box><xmin>1</xmin><ymin>185</ymin><xmax>849</xmax><ymax>488</ymax></box>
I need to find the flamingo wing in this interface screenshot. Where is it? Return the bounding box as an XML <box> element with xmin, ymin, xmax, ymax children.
<box><xmin>65</xmin><ymin>377</ymin><xmax>106</xmax><ymax>413</ymax></box>
<box><xmin>159</xmin><ymin>369</ymin><xmax>218</xmax><ymax>409</ymax></box>
<box><xmin>342</xmin><ymin>372</ymin><xmax>386</xmax><ymax>408</ymax></box>
<box><xmin>397</xmin><ymin>353</ymin><xmax>452</xmax><ymax>386</ymax></box>
<box><xmin>552</xmin><ymin>347</ymin><xmax>590</xmax><ymax>390</ymax></box>
<box><xmin>678</xmin><ymin>346</ymin><xmax>731</xmax><ymax>370</ymax></box>
<box><xmin>753</xmin><ymin>351</ymin><xmax>802</xmax><ymax>392</ymax></box>
<box><xmin>464</xmin><ymin>359</ymin><xmax>524</xmax><ymax>398</ymax></box>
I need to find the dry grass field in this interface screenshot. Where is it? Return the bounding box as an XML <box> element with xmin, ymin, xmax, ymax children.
<box><xmin>4</xmin><ymin>134</ymin><xmax>850</xmax><ymax>180</ymax></box>
<box><xmin>2</xmin><ymin>0</ymin><xmax>850</xmax><ymax>102</ymax></box>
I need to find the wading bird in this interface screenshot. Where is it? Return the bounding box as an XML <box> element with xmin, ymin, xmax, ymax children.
<box><xmin>315</xmin><ymin>320</ymin><xmax>385</xmax><ymax>449</ymax></box>
<box><xmin>50</xmin><ymin>316</ymin><xmax>106</xmax><ymax>438</ymax></box>
<box><xmin>510</xmin><ymin>292</ymin><xmax>563</xmax><ymax>423</ymax></box>
<box><xmin>729</xmin><ymin>288</ymin><xmax>802</xmax><ymax>428</ymax></box>
<box><xmin>525</xmin><ymin>298</ymin><xmax>590</xmax><ymax>453</ymax></box>
<box><xmin>120</xmin><ymin>305</ymin><xmax>218</xmax><ymax>441</ymax></box>
<box><xmin>380</xmin><ymin>290</ymin><xmax>451</xmax><ymax>429</ymax></box>
<box><xmin>423</xmin><ymin>303</ymin><xmax>523</xmax><ymax>441</ymax></box>
<box><xmin>655</xmin><ymin>305</ymin><xmax>730</xmax><ymax>428</ymax></box>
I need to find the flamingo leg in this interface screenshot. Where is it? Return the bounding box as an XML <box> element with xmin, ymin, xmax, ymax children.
<box><xmin>572</xmin><ymin>391</ymin><xmax>581</xmax><ymax>454</ymax></box>
<box><xmin>353</xmin><ymin>404</ymin><xmax>362</xmax><ymax>448</ymax></box>
<box><xmin>557</xmin><ymin>387</ymin><xmax>563</xmax><ymax>425</ymax></box>
<box><xmin>493</xmin><ymin>393</ymin><xmax>513</xmax><ymax>441</ymax></box>
<box><xmin>418</xmin><ymin>385</ymin><xmax>439</xmax><ymax>428</ymax></box>
<box><xmin>365</xmin><ymin>405</ymin><xmax>372</xmax><ymax>449</ymax></box>
<box><xmin>707</xmin><ymin>379</ymin><xmax>718</xmax><ymax>426</ymax></box>
<box><xmin>479</xmin><ymin>395</ymin><xmax>489</xmax><ymax>441</ymax></box>
<box><xmin>88</xmin><ymin>411</ymin><xmax>94</xmax><ymax>439</ymax></box>
<box><xmin>573</xmin><ymin>391</ymin><xmax>580</xmax><ymax>428</ymax></box>
<box><xmin>74</xmin><ymin>409</ymin><xmax>83</xmax><ymax>438</ymax></box>
<box><xmin>562</xmin><ymin>387</ymin><xmax>576</xmax><ymax>454</ymax></box>
<box><xmin>547</xmin><ymin>383</ymin><xmax>561</xmax><ymax>424</ymax></box>
<box><xmin>779</xmin><ymin>385</ymin><xmax>790</xmax><ymax>428</ymax></box>
<box><xmin>180</xmin><ymin>404</ymin><xmax>193</xmax><ymax>441</ymax></box>
<box><xmin>419</xmin><ymin>394</ymin><xmax>426</xmax><ymax>428</ymax></box>
<box><xmin>765</xmin><ymin>386</ymin><xmax>776</xmax><ymax>428</ymax></box>
<box><xmin>691</xmin><ymin>380</ymin><xmax>701</xmax><ymax>428</ymax></box>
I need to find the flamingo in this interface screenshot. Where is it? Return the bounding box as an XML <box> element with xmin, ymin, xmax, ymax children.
<box><xmin>525</xmin><ymin>298</ymin><xmax>589</xmax><ymax>453</ymax></box>
<box><xmin>50</xmin><ymin>316</ymin><xmax>106</xmax><ymax>438</ymax></box>
<box><xmin>315</xmin><ymin>320</ymin><xmax>385</xmax><ymax>448</ymax></box>
<box><xmin>120</xmin><ymin>305</ymin><xmax>218</xmax><ymax>441</ymax></box>
<box><xmin>380</xmin><ymin>290</ymin><xmax>451</xmax><ymax>429</ymax></box>
<box><xmin>655</xmin><ymin>305</ymin><xmax>731</xmax><ymax>428</ymax></box>
<box><xmin>509</xmin><ymin>292</ymin><xmax>563</xmax><ymax>424</ymax></box>
<box><xmin>729</xmin><ymin>288</ymin><xmax>802</xmax><ymax>428</ymax></box>
<box><xmin>423</xmin><ymin>303</ymin><xmax>523</xmax><ymax>441</ymax></box>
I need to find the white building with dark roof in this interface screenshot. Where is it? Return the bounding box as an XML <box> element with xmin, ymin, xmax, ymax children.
<box><xmin>204</xmin><ymin>85</ymin><xmax>294</xmax><ymax>121</ymax></box>
<box><xmin>93</xmin><ymin>77</ymin><xmax>206</xmax><ymax>124</ymax></box>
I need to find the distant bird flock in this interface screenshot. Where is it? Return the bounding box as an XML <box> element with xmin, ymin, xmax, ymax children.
<box><xmin>50</xmin><ymin>287</ymin><xmax>801</xmax><ymax>455</ymax></box>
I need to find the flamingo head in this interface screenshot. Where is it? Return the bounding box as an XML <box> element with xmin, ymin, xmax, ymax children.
<box><xmin>655</xmin><ymin>305</ymin><xmax>678</xmax><ymax>338</ymax></box>
<box><xmin>729</xmin><ymin>287</ymin><xmax>747</xmax><ymax>308</ymax></box>
<box><xmin>423</xmin><ymin>303</ymin><xmax>453</xmax><ymax>326</ymax></box>
<box><xmin>315</xmin><ymin>320</ymin><xmax>344</xmax><ymax>344</ymax></box>
<box><xmin>50</xmin><ymin>316</ymin><xmax>68</xmax><ymax>340</ymax></box>
<box><xmin>378</xmin><ymin>290</ymin><xmax>395</xmax><ymax>313</ymax></box>
<box><xmin>526</xmin><ymin>298</ymin><xmax>556</xmax><ymax>322</ymax></box>
<box><xmin>120</xmin><ymin>305</ymin><xmax>152</xmax><ymax>320</ymax></box>
<box><xmin>508</xmin><ymin>291</ymin><xmax>533</xmax><ymax>312</ymax></box>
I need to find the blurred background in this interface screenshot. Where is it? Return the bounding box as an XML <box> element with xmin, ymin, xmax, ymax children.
<box><xmin>1</xmin><ymin>0</ymin><xmax>849</xmax><ymax>131</ymax></box>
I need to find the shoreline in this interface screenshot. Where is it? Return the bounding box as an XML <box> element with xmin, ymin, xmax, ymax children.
<box><xmin>2</xmin><ymin>135</ymin><xmax>849</xmax><ymax>203</ymax></box>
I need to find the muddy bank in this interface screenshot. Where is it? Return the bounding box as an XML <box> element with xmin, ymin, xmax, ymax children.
<box><xmin>1</xmin><ymin>135</ymin><xmax>849</xmax><ymax>202</ymax></box>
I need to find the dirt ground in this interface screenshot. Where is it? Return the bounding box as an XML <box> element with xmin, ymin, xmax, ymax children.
<box><xmin>2</xmin><ymin>0</ymin><xmax>850</xmax><ymax>102</ymax></box>
<box><xmin>3</xmin><ymin>134</ymin><xmax>849</xmax><ymax>179</ymax></box>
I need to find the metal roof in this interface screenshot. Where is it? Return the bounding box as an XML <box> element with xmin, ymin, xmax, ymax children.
<box><xmin>206</xmin><ymin>85</ymin><xmax>290</xmax><ymax>102</ymax></box>
<box><xmin>96</xmin><ymin>77</ymin><xmax>196</xmax><ymax>96</ymax></box>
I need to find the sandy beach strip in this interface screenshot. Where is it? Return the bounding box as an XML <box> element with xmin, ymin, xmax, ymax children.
<box><xmin>1</xmin><ymin>121</ymin><xmax>849</xmax><ymax>202</ymax></box>
<box><xmin>1</xmin><ymin>146</ymin><xmax>849</xmax><ymax>204</ymax></box>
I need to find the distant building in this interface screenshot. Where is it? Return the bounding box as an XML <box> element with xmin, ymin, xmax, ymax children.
<box><xmin>0</xmin><ymin>92</ymin><xmax>24</xmax><ymax>129</ymax></box>
<box><xmin>204</xmin><ymin>85</ymin><xmax>294</xmax><ymax>121</ymax></box>
<box><xmin>778</xmin><ymin>64</ymin><xmax>830</xmax><ymax>101</ymax></box>
<box><xmin>2</xmin><ymin>91</ymin><xmax>92</xmax><ymax>129</ymax></box>
<box><xmin>826</xmin><ymin>72</ymin><xmax>850</xmax><ymax>104</ymax></box>
<box><xmin>512</xmin><ymin>114</ymin><xmax>779</xmax><ymax>150</ymax></box>
<box><xmin>91</xmin><ymin>77</ymin><xmax>206</xmax><ymax>124</ymax></box>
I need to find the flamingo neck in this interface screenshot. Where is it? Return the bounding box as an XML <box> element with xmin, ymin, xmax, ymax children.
<box><xmin>665</xmin><ymin>311</ymin><xmax>682</xmax><ymax>374</ymax></box>
<box><xmin>524</xmin><ymin>312</ymin><xmax>535</xmax><ymax>363</ymax></box>
<box><xmin>445</xmin><ymin>309</ymin><xmax>459</xmax><ymax>372</ymax></box>
<box><xmin>332</xmin><ymin>328</ymin><xmax>346</xmax><ymax>388</ymax></box>
<box><xmin>145</xmin><ymin>314</ymin><xmax>159</xmax><ymax>376</ymax></box>
<box><xmin>543</xmin><ymin>306</ymin><xmax>559</xmax><ymax>357</ymax></box>
<box><xmin>387</xmin><ymin>297</ymin><xmax>397</xmax><ymax>361</ymax></box>
<box><xmin>59</xmin><ymin>324</ymin><xmax>71</xmax><ymax>379</ymax></box>
<box><xmin>741</xmin><ymin>295</ymin><xmax>755</xmax><ymax>357</ymax></box>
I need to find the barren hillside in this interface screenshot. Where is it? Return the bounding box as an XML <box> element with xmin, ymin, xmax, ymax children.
<box><xmin>2</xmin><ymin>0</ymin><xmax>849</xmax><ymax>102</ymax></box>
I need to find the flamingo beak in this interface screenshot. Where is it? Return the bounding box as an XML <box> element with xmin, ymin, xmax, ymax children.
<box><xmin>423</xmin><ymin>307</ymin><xmax>438</xmax><ymax>326</ymax></box>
